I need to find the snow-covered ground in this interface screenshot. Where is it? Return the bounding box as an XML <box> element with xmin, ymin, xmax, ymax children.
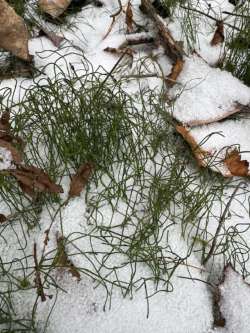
<box><xmin>0</xmin><ymin>0</ymin><xmax>250</xmax><ymax>332</ymax></box>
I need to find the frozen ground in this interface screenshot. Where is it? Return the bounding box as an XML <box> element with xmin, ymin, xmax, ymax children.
<box><xmin>0</xmin><ymin>0</ymin><xmax>250</xmax><ymax>332</ymax></box>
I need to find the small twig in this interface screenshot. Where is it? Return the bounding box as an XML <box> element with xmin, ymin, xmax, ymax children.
<box><xmin>123</xmin><ymin>73</ymin><xmax>181</xmax><ymax>84</ymax></box>
<box><xmin>110</xmin><ymin>0</ymin><xmax>123</xmax><ymax>18</ymax></box>
<box><xmin>180</xmin><ymin>5</ymin><xmax>241</xmax><ymax>31</ymax></box>
<box><xmin>33</xmin><ymin>243</ymin><xmax>46</xmax><ymax>302</ymax></box>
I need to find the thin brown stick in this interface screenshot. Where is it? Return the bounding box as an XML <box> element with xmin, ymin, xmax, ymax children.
<box><xmin>141</xmin><ymin>0</ymin><xmax>185</xmax><ymax>62</ymax></box>
<box><xmin>33</xmin><ymin>243</ymin><xmax>46</xmax><ymax>302</ymax></box>
<box><xmin>180</xmin><ymin>5</ymin><xmax>241</xmax><ymax>32</ymax></box>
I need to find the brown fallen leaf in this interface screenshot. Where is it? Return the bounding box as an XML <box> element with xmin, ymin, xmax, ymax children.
<box><xmin>223</xmin><ymin>149</ymin><xmax>249</xmax><ymax>177</ymax></box>
<box><xmin>211</xmin><ymin>20</ymin><xmax>224</xmax><ymax>46</ymax></box>
<box><xmin>0</xmin><ymin>214</ymin><xmax>7</xmax><ymax>224</ymax></box>
<box><xmin>176</xmin><ymin>125</ymin><xmax>210</xmax><ymax>167</ymax></box>
<box><xmin>54</xmin><ymin>235</ymin><xmax>81</xmax><ymax>281</ymax></box>
<box><xmin>0</xmin><ymin>110</ymin><xmax>23</xmax><ymax>164</ymax></box>
<box><xmin>166</xmin><ymin>58</ymin><xmax>184</xmax><ymax>87</ymax></box>
<box><xmin>0</xmin><ymin>0</ymin><xmax>31</xmax><ymax>61</ymax></box>
<box><xmin>39</xmin><ymin>0</ymin><xmax>72</xmax><ymax>18</ymax></box>
<box><xmin>10</xmin><ymin>165</ymin><xmax>63</xmax><ymax>197</ymax></box>
<box><xmin>126</xmin><ymin>0</ymin><xmax>133</xmax><ymax>34</ymax></box>
<box><xmin>68</xmin><ymin>162</ymin><xmax>94</xmax><ymax>198</ymax></box>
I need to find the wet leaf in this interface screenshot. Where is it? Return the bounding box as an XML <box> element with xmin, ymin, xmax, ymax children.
<box><xmin>224</xmin><ymin>149</ymin><xmax>249</xmax><ymax>177</ymax></box>
<box><xmin>211</xmin><ymin>21</ymin><xmax>224</xmax><ymax>46</ymax></box>
<box><xmin>39</xmin><ymin>0</ymin><xmax>72</xmax><ymax>18</ymax></box>
<box><xmin>176</xmin><ymin>125</ymin><xmax>210</xmax><ymax>167</ymax></box>
<box><xmin>68</xmin><ymin>162</ymin><xmax>94</xmax><ymax>198</ymax></box>
<box><xmin>126</xmin><ymin>0</ymin><xmax>133</xmax><ymax>34</ymax></box>
<box><xmin>10</xmin><ymin>165</ymin><xmax>63</xmax><ymax>197</ymax></box>
<box><xmin>0</xmin><ymin>0</ymin><xmax>31</xmax><ymax>61</ymax></box>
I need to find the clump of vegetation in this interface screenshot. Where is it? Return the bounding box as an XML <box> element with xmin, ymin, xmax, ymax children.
<box><xmin>0</xmin><ymin>53</ymin><xmax>249</xmax><ymax>331</ymax></box>
<box><xmin>224</xmin><ymin>10</ymin><xmax>250</xmax><ymax>86</ymax></box>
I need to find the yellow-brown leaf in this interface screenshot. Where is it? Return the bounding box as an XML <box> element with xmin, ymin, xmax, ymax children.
<box><xmin>224</xmin><ymin>150</ymin><xmax>249</xmax><ymax>177</ymax></box>
<box><xmin>68</xmin><ymin>162</ymin><xmax>94</xmax><ymax>198</ymax></box>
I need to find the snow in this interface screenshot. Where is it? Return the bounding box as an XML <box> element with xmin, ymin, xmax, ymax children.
<box><xmin>0</xmin><ymin>0</ymin><xmax>250</xmax><ymax>332</ymax></box>
<box><xmin>219</xmin><ymin>265</ymin><xmax>250</xmax><ymax>333</ymax></box>
<box><xmin>170</xmin><ymin>55</ymin><xmax>250</xmax><ymax>125</ymax></box>
<box><xmin>0</xmin><ymin>146</ymin><xmax>13</xmax><ymax>170</ymax></box>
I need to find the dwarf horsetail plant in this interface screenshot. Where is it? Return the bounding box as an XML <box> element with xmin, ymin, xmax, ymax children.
<box><xmin>0</xmin><ymin>52</ymin><xmax>249</xmax><ymax>332</ymax></box>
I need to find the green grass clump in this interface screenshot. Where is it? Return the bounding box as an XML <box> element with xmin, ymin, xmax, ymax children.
<box><xmin>222</xmin><ymin>2</ymin><xmax>250</xmax><ymax>85</ymax></box>
<box><xmin>0</xmin><ymin>54</ymin><xmax>250</xmax><ymax>331</ymax></box>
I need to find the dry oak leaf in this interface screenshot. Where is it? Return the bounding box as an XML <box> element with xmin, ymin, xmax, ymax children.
<box><xmin>126</xmin><ymin>0</ymin><xmax>133</xmax><ymax>33</ymax></box>
<box><xmin>176</xmin><ymin>125</ymin><xmax>210</xmax><ymax>167</ymax></box>
<box><xmin>10</xmin><ymin>165</ymin><xmax>63</xmax><ymax>197</ymax></box>
<box><xmin>0</xmin><ymin>0</ymin><xmax>31</xmax><ymax>61</ymax></box>
<box><xmin>68</xmin><ymin>162</ymin><xmax>94</xmax><ymax>198</ymax></box>
<box><xmin>39</xmin><ymin>0</ymin><xmax>72</xmax><ymax>18</ymax></box>
<box><xmin>211</xmin><ymin>20</ymin><xmax>224</xmax><ymax>46</ymax></box>
<box><xmin>223</xmin><ymin>149</ymin><xmax>249</xmax><ymax>177</ymax></box>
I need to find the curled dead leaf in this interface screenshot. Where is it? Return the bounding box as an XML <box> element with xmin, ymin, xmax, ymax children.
<box><xmin>126</xmin><ymin>0</ymin><xmax>133</xmax><ymax>33</ymax></box>
<box><xmin>211</xmin><ymin>20</ymin><xmax>224</xmax><ymax>46</ymax></box>
<box><xmin>39</xmin><ymin>0</ymin><xmax>72</xmax><ymax>18</ymax></box>
<box><xmin>176</xmin><ymin>125</ymin><xmax>210</xmax><ymax>167</ymax></box>
<box><xmin>0</xmin><ymin>0</ymin><xmax>31</xmax><ymax>61</ymax></box>
<box><xmin>10</xmin><ymin>165</ymin><xmax>63</xmax><ymax>197</ymax></box>
<box><xmin>223</xmin><ymin>149</ymin><xmax>249</xmax><ymax>177</ymax></box>
<box><xmin>166</xmin><ymin>58</ymin><xmax>184</xmax><ymax>87</ymax></box>
<box><xmin>68</xmin><ymin>162</ymin><xmax>94</xmax><ymax>198</ymax></box>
